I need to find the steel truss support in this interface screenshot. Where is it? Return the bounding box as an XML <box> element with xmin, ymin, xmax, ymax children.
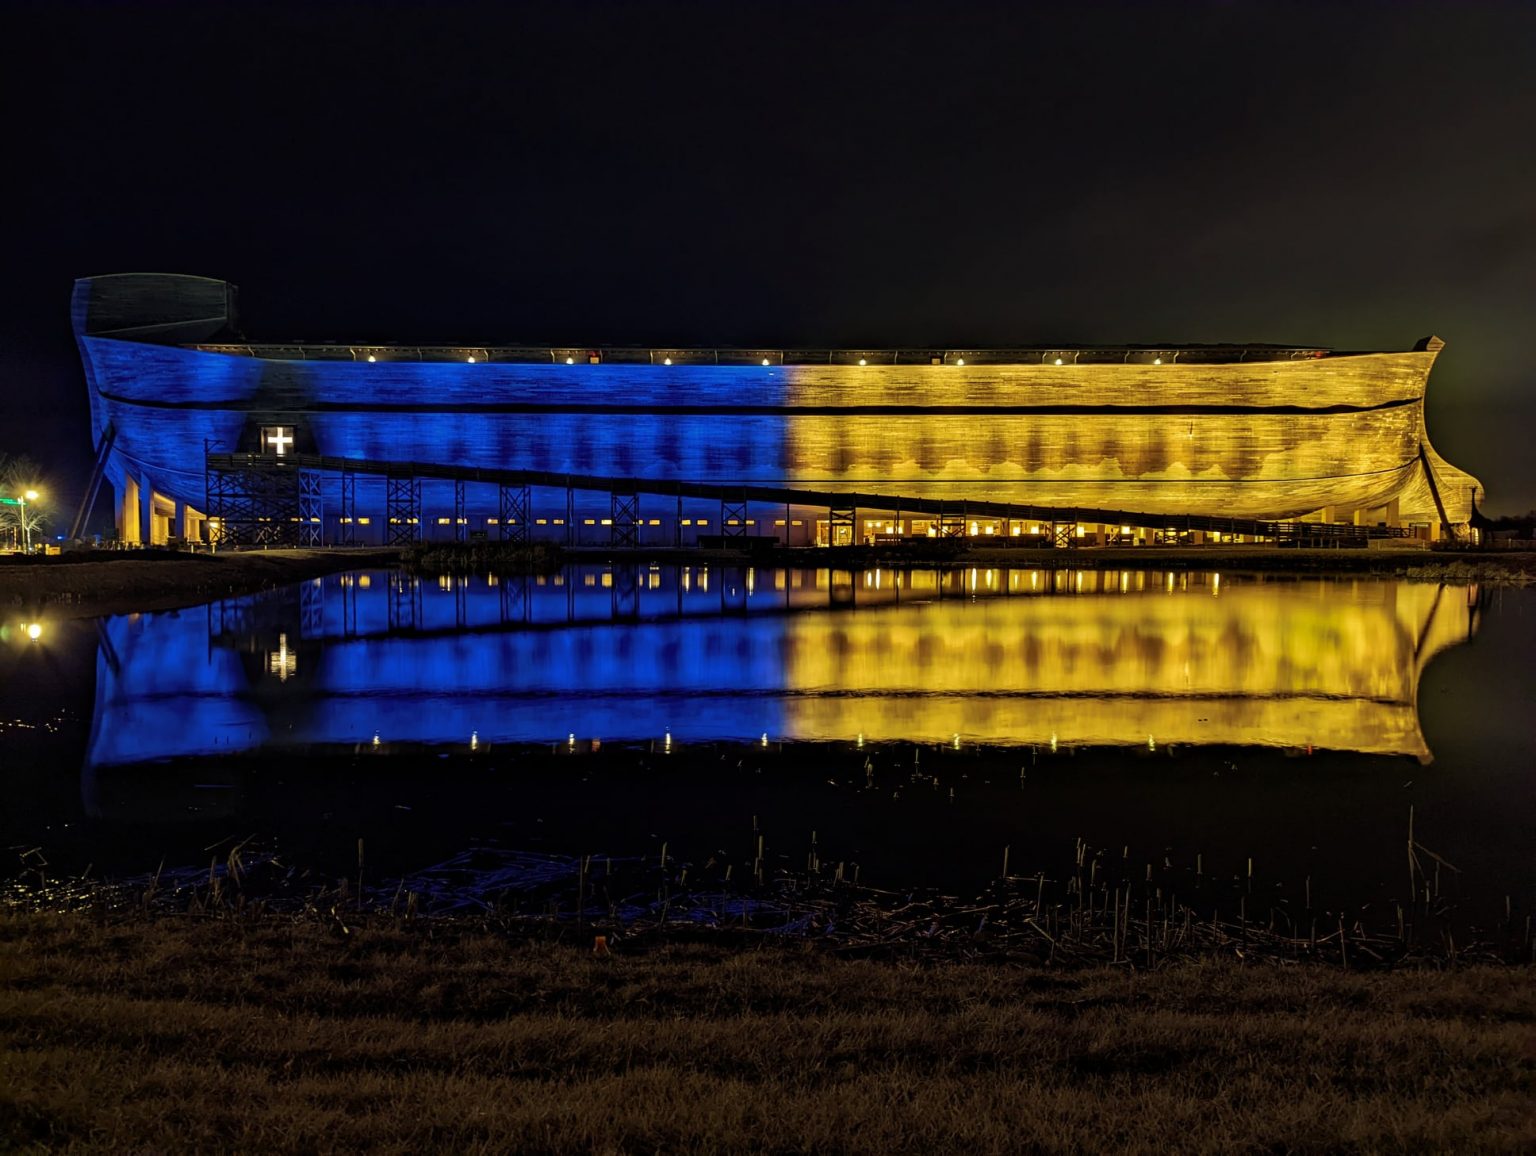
<box><xmin>339</xmin><ymin>472</ymin><xmax>357</xmax><ymax>546</ymax></box>
<box><xmin>386</xmin><ymin>475</ymin><xmax>421</xmax><ymax>545</ymax></box>
<box><xmin>611</xmin><ymin>490</ymin><xmax>641</xmax><ymax>547</ymax></box>
<box><xmin>454</xmin><ymin>479</ymin><xmax>466</xmax><ymax>542</ymax></box>
<box><xmin>830</xmin><ymin>505</ymin><xmax>856</xmax><ymax>546</ymax></box>
<box><xmin>721</xmin><ymin>493</ymin><xmax>749</xmax><ymax>537</ymax></box>
<box><xmin>499</xmin><ymin>484</ymin><xmax>530</xmax><ymax>543</ymax></box>
<box><xmin>298</xmin><ymin>470</ymin><xmax>323</xmax><ymax>547</ymax></box>
<box><xmin>206</xmin><ymin>459</ymin><xmax>310</xmax><ymax>547</ymax></box>
<box><xmin>938</xmin><ymin>502</ymin><xmax>967</xmax><ymax>538</ymax></box>
<box><xmin>1052</xmin><ymin>522</ymin><xmax>1075</xmax><ymax>549</ymax></box>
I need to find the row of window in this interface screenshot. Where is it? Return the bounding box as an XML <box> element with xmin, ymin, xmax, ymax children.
<box><xmin>327</xmin><ymin>516</ymin><xmax>809</xmax><ymax>527</ymax></box>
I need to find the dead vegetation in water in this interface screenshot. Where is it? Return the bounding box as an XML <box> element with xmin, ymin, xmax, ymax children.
<box><xmin>8</xmin><ymin>810</ymin><xmax>1528</xmax><ymax>973</ymax></box>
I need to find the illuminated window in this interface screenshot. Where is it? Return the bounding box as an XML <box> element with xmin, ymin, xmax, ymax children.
<box><xmin>437</xmin><ymin>517</ymin><xmax>452</xmax><ymax>525</ymax></box>
<box><xmin>339</xmin><ymin>517</ymin><xmax>353</xmax><ymax>524</ymax></box>
<box><xmin>647</xmin><ymin>518</ymin><xmax>661</xmax><ymax>525</ymax></box>
<box><xmin>487</xmin><ymin>517</ymin><xmax>499</xmax><ymax>525</ymax></box>
<box><xmin>584</xmin><ymin>518</ymin><xmax>596</xmax><ymax>525</ymax></box>
<box><xmin>600</xmin><ymin>518</ymin><xmax>613</xmax><ymax>526</ymax></box>
<box><xmin>680</xmin><ymin>519</ymin><xmax>692</xmax><ymax>526</ymax></box>
<box><xmin>792</xmin><ymin>520</ymin><xmax>803</xmax><ymax>526</ymax></box>
<box><xmin>261</xmin><ymin>426</ymin><xmax>294</xmax><ymax>456</ymax></box>
<box><xmin>774</xmin><ymin>519</ymin><xmax>785</xmax><ymax>526</ymax></box>
<box><xmin>727</xmin><ymin>519</ymin><xmax>741</xmax><ymax>526</ymax></box>
<box><xmin>696</xmin><ymin>519</ymin><xmax>709</xmax><ymax>527</ymax></box>
<box><xmin>536</xmin><ymin>518</ymin><xmax>548</xmax><ymax>525</ymax></box>
<box><xmin>553</xmin><ymin>518</ymin><xmax>565</xmax><ymax>526</ymax></box>
<box><xmin>357</xmin><ymin>517</ymin><xmax>370</xmax><ymax>525</ymax></box>
<box><xmin>745</xmin><ymin>519</ymin><xmax>756</xmax><ymax>526</ymax></box>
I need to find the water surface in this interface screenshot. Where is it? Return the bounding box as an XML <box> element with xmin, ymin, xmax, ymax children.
<box><xmin>2</xmin><ymin>566</ymin><xmax>1530</xmax><ymax>921</ymax></box>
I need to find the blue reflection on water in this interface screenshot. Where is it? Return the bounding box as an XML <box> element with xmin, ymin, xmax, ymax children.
<box><xmin>88</xmin><ymin>567</ymin><xmax>797</xmax><ymax>766</ymax></box>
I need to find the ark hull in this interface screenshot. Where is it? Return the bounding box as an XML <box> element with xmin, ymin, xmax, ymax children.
<box><xmin>71</xmin><ymin>274</ymin><xmax>1483</xmax><ymax>546</ymax></box>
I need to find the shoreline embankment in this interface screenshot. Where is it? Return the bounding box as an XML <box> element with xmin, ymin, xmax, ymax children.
<box><xmin>3</xmin><ymin>543</ymin><xmax>1536</xmax><ymax>623</ymax></box>
<box><xmin>3</xmin><ymin>543</ymin><xmax>1533</xmax><ymax>617</ymax></box>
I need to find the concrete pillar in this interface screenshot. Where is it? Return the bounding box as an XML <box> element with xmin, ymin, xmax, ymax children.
<box><xmin>139</xmin><ymin>475</ymin><xmax>154</xmax><ymax>546</ymax></box>
<box><xmin>119</xmin><ymin>475</ymin><xmax>139</xmax><ymax>544</ymax></box>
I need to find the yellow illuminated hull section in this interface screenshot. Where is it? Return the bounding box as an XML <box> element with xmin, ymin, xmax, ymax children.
<box><xmin>780</xmin><ymin>353</ymin><xmax>1479</xmax><ymax>523</ymax></box>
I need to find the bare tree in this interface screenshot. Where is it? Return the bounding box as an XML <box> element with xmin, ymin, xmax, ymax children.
<box><xmin>0</xmin><ymin>453</ymin><xmax>49</xmax><ymax>549</ymax></box>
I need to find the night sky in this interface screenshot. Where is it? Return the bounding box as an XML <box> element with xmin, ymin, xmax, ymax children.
<box><xmin>3</xmin><ymin>1</ymin><xmax>1533</xmax><ymax>519</ymax></box>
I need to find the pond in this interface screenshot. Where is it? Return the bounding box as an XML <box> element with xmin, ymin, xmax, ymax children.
<box><xmin>2</xmin><ymin>565</ymin><xmax>1531</xmax><ymax>928</ymax></box>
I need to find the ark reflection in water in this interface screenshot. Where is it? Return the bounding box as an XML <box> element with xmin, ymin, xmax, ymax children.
<box><xmin>84</xmin><ymin>568</ymin><xmax>1479</xmax><ymax>781</ymax></box>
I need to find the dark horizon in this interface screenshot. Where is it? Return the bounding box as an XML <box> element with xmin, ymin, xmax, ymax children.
<box><xmin>4</xmin><ymin>1</ymin><xmax>1533</xmax><ymax>519</ymax></box>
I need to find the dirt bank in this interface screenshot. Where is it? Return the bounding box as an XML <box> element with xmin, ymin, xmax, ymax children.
<box><xmin>0</xmin><ymin>548</ymin><xmax>402</xmax><ymax>618</ymax></box>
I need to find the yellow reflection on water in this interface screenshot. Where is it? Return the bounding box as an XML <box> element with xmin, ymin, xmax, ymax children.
<box><xmin>783</xmin><ymin>575</ymin><xmax>1475</xmax><ymax>761</ymax></box>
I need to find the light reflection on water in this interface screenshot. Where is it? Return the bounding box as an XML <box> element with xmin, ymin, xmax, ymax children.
<box><xmin>84</xmin><ymin>566</ymin><xmax>1482</xmax><ymax>770</ymax></box>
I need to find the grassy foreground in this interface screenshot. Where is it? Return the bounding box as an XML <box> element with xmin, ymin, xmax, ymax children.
<box><xmin>1</xmin><ymin>913</ymin><xmax>1531</xmax><ymax>1154</ymax></box>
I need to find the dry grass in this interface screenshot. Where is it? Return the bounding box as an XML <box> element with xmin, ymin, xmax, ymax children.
<box><xmin>2</xmin><ymin>912</ymin><xmax>1532</xmax><ymax>1153</ymax></box>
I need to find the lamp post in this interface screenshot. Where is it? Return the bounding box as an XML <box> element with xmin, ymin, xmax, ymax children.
<box><xmin>21</xmin><ymin>490</ymin><xmax>39</xmax><ymax>554</ymax></box>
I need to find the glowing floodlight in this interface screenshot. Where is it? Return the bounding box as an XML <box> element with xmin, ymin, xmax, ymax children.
<box><xmin>366</xmin><ymin>354</ymin><xmax>376</xmax><ymax>363</ymax></box>
<box><xmin>663</xmin><ymin>357</ymin><xmax>672</xmax><ymax>366</ymax></box>
<box><xmin>955</xmin><ymin>358</ymin><xmax>965</xmax><ymax>366</ymax></box>
<box><xmin>858</xmin><ymin>358</ymin><xmax>867</xmax><ymax>366</ymax></box>
<box><xmin>761</xmin><ymin>358</ymin><xmax>771</xmax><ymax>366</ymax></box>
<box><xmin>1153</xmin><ymin>357</ymin><xmax>1162</xmax><ymax>365</ymax></box>
<box><xmin>565</xmin><ymin>357</ymin><xmax>574</xmax><ymax>365</ymax></box>
<box><xmin>1054</xmin><ymin>358</ymin><xmax>1064</xmax><ymax>365</ymax></box>
<box><xmin>26</xmin><ymin>623</ymin><xmax>42</xmax><ymax>641</ymax></box>
<box><xmin>467</xmin><ymin>356</ymin><xmax>476</xmax><ymax>363</ymax></box>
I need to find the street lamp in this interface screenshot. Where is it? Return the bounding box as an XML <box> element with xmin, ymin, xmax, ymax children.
<box><xmin>20</xmin><ymin>490</ymin><xmax>39</xmax><ymax>554</ymax></box>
